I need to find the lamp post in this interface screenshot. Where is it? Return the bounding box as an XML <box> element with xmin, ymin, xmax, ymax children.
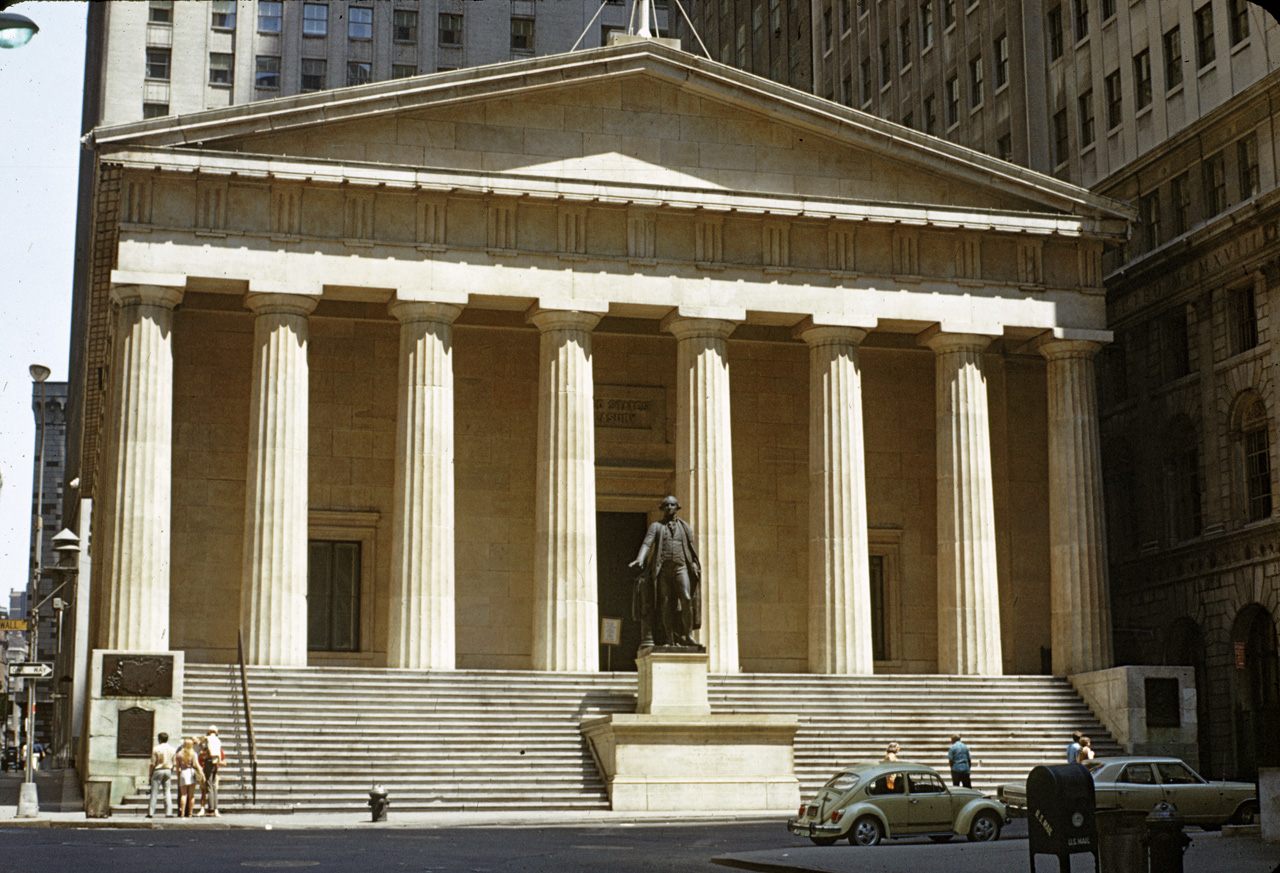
<box><xmin>48</xmin><ymin>529</ymin><xmax>79</xmax><ymax>769</ymax></box>
<box><xmin>0</xmin><ymin>3</ymin><xmax>39</xmax><ymax>49</ymax></box>
<box><xmin>16</xmin><ymin>364</ymin><xmax>50</xmax><ymax>818</ymax></box>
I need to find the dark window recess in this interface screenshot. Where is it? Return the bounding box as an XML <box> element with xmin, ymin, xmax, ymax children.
<box><xmin>1145</xmin><ymin>677</ymin><xmax>1181</xmax><ymax>728</ymax></box>
<box><xmin>308</xmin><ymin>540</ymin><xmax>360</xmax><ymax>652</ymax></box>
<box><xmin>869</xmin><ymin>554</ymin><xmax>887</xmax><ymax>661</ymax></box>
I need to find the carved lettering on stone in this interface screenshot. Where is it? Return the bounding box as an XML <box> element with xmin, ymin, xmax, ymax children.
<box><xmin>101</xmin><ymin>654</ymin><xmax>174</xmax><ymax>698</ymax></box>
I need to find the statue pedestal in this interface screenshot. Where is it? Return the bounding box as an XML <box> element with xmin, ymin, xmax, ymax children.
<box><xmin>581</xmin><ymin>650</ymin><xmax>800</xmax><ymax>812</ymax></box>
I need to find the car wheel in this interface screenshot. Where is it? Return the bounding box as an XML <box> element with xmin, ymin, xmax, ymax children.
<box><xmin>849</xmin><ymin>816</ymin><xmax>883</xmax><ymax>847</ymax></box>
<box><xmin>809</xmin><ymin>836</ymin><xmax>838</xmax><ymax>847</ymax></box>
<box><xmin>967</xmin><ymin>812</ymin><xmax>1002</xmax><ymax>842</ymax></box>
<box><xmin>1232</xmin><ymin>801</ymin><xmax>1259</xmax><ymax>825</ymax></box>
<box><xmin>928</xmin><ymin>834</ymin><xmax>954</xmax><ymax>843</ymax></box>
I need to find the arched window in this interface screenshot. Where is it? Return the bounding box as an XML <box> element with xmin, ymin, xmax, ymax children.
<box><xmin>1240</xmin><ymin>397</ymin><xmax>1272</xmax><ymax>522</ymax></box>
<box><xmin>1164</xmin><ymin>417</ymin><xmax>1201</xmax><ymax>541</ymax></box>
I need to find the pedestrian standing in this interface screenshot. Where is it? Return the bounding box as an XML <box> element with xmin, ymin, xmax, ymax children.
<box><xmin>1067</xmin><ymin>731</ymin><xmax>1083</xmax><ymax>764</ymax></box>
<box><xmin>947</xmin><ymin>734</ymin><xmax>972</xmax><ymax>788</ymax></box>
<box><xmin>1076</xmin><ymin>736</ymin><xmax>1094</xmax><ymax>763</ymax></box>
<box><xmin>197</xmin><ymin>726</ymin><xmax>223</xmax><ymax>817</ymax></box>
<box><xmin>147</xmin><ymin>732</ymin><xmax>177</xmax><ymax>818</ymax></box>
<box><xmin>175</xmin><ymin>737</ymin><xmax>204</xmax><ymax>817</ymax></box>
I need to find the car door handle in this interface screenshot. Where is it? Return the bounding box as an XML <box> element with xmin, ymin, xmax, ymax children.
<box><xmin>910</xmin><ymin>799</ymin><xmax>919</xmax><ymax>804</ymax></box>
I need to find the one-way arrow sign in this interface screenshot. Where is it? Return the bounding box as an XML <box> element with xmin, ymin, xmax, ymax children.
<box><xmin>7</xmin><ymin>663</ymin><xmax>52</xmax><ymax>679</ymax></box>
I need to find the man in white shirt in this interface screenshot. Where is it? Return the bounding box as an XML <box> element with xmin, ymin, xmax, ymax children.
<box><xmin>147</xmin><ymin>732</ymin><xmax>177</xmax><ymax>818</ymax></box>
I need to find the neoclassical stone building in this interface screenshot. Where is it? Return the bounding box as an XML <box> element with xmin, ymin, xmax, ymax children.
<box><xmin>75</xmin><ymin>39</ymin><xmax>1128</xmax><ymax>691</ymax></box>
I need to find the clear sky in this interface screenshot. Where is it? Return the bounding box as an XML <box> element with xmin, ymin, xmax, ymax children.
<box><xmin>0</xmin><ymin>2</ymin><xmax>88</xmax><ymax>599</ymax></box>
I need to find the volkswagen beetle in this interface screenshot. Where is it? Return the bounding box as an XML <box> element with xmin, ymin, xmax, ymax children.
<box><xmin>788</xmin><ymin>760</ymin><xmax>1008</xmax><ymax>846</ymax></box>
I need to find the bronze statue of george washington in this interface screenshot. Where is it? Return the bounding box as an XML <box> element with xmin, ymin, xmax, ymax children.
<box><xmin>628</xmin><ymin>496</ymin><xmax>703</xmax><ymax>649</ymax></box>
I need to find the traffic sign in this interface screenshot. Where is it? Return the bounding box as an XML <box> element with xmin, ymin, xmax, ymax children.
<box><xmin>7</xmin><ymin>663</ymin><xmax>52</xmax><ymax>679</ymax></box>
<box><xmin>0</xmin><ymin>619</ymin><xmax>28</xmax><ymax>632</ymax></box>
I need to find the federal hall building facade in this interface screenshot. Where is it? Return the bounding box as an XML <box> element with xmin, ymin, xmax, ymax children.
<box><xmin>76</xmin><ymin>39</ymin><xmax>1129</xmax><ymax>701</ymax></box>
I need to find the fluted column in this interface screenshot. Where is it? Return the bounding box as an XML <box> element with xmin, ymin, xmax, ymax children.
<box><xmin>1039</xmin><ymin>338</ymin><xmax>1114</xmax><ymax>675</ymax></box>
<box><xmin>922</xmin><ymin>331</ymin><xmax>1003</xmax><ymax>675</ymax></box>
<box><xmin>798</xmin><ymin>324</ymin><xmax>875</xmax><ymax>674</ymax></box>
<box><xmin>663</xmin><ymin>315</ymin><xmax>740</xmax><ymax>673</ymax></box>
<box><xmin>530</xmin><ymin>309</ymin><xmax>601</xmax><ymax>672</ymax></box>
<box><xmin>102</xmin><ymin>283</ymin><xmax>183</xmax><ymax>651</ymax></box>
<box><xmin>388</xmin><ymin>301</ymin><xmax>463</xmax><ymax>670</ymax></box>
<box><xmin>241</xmin><ymin>293</ymin><xmax>317</xmax><ymax>666</ymax></box>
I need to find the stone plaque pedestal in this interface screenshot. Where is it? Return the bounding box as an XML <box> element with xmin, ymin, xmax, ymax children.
<box><xmin>83</xmin><ymin>650</ymin><xmax>184</xmax><ymax>806</ymax></box>
<box><xmin>581</xmin><ymin>650</ymin><xmax>799</xmax><ymax>812</ymax></box>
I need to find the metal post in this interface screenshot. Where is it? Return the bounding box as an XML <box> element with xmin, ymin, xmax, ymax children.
<box><xmin>17</xmin><ymin>366</ymin><xmax>50</xmax><ymax>817</ymax></box>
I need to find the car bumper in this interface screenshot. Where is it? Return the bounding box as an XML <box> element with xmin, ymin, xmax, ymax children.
<box><xmin>787</xmin><ymin>818</ymin><xmax>844</xmax><ymax>838</ymax></box>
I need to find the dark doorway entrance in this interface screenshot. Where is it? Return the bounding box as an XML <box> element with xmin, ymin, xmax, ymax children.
<box><xmin>1232</xmin><ymin>603</ymin><xmax>1280</xmax><ymax>780</ymax></box>
<box><xmin>1164</xmin><ymin>618</ymin><xmax>1212</xmax><ymax>775</ymax></box>
<box><xmin>596</xmin><ymin>512</ymin><xmax>648</xmax><ymax>672</ymax></box>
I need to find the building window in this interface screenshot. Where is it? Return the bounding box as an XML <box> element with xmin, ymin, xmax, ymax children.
<box><xmin>943</xmin><ymin>0</ymin><xmax>955</xmax><ymax>28</ymax></box>
<box><xmin>997</xmin><ymin>133</ymin><xmax>1012</xmax><ymax>161</ymax></box>
<box><xmin>946</xmin><ymin>76</ymin><xmax>959</xmax><ymax>127</ymax></box>
<box><xmin>968</xmin><ymin>55</ymin><xmax>983</xmax><ymax>107</ymax></box>
<box><xmin>211</xmin><ymin>0</ymin><xmax>235</xmax><ymax>30</ymax></box>
<box><xmin>1134</xmin><ymin>49</ymin><xmax>1152</xmax><ymax>109</ymax></box>
<box><xmin>209</xmin><ymin>52</ymin><xmax>233</xmax><ymax>86</ymax></box>
<box><xmin>303</xmin><ymin>3</ymin><xmax>328</xmax><ymax>36</ymax></box>
<box><xmin>880</xmin><ymin>40</ymin><xmax>891</xmax><ymax>86</ymax></box>
<box><xmin>394</xmin><ymin>9</ymin><xmax>418</xmax><ymax>43</ymax></box>
<box><xmin>1203</xmin><ymin>150</ymin><xmax>1226</xmax><ymax>216</ymax></box>
<box><xmin>869</xmin><ymin>554</ymin><xmax>888</xmax><ymax>661</ymax></box>
<box><xmin>1044</xmin><ymin>12</ymin><xmax>1063</xmax><ymax>65</ymax></box>
<box><xmin>994</xmin><ymin>35</ymin><xmax>1008</xmax><ymax>88</ymax></box>
<box><xmin>921</xmin><ymin>1</ymin><xmax>934</xmax><ymax>48</ymax></box>
<box><xmin>841</xmin><ymin>71</ymin><xmax>853</xmax><ymax>104</ymax></box>
<box><xmin>348</xmin><ymin>6</ymin><xmax>372</xmax><ymax>39</ymax></box>
<box><xmin>392</xmin><ymin>64</ymin><xmax>417</xmax><ymax>79</ymax></box>
<box><xmin>1229</xmin><ymin>284</ymin><xmax>1259</xmax><ymax>357</ymax></box>
<box><xmin>923</xmin><ymin>93</ymin><xmax>936</xmax><ymax>133</ymax></box>
<box><xmin>860</xmin><ymin>57</ymin><xmax>872</xmax><ymax>104</ymax></box>
<box><xmin>1164</xmin><ymin>26</ymin><xmax>1183</xmax><ymax>89</ymax></box>
<box><xmin>1160</xmin><ymin>309</ymin><xmax>1190</xmax><ymax>382</ymax></box>
<box><xmin>901</xmin><ymin>111</ymin><xmax>913</xmax><ymax>129</ymax></box>
<box><xmin>258</xmin><ymin>0</ymin><xmax>282</xmax><ymax>32</ymax></box>
<box><xmin>1105</xmin><ymin>70</ymin><xmax>1122</xmax><ymax>129</ymax></box>
<box><xmin>1228</xmin><ymin>0</ymin><xmax>1249</xmax><ymax>46</ymax></box>
<box><xmin>899</xmin><ymin>19</ymin><xmax>911</xmax><ymax>66</ymax></box>
<box><xmin>1073</xmin><ymin>0</ymin><xmax>1088</xmax><ymax>42</ymax></box>
<box><xmin>145</xmin><ymin>47</ymin><xmax>171</xmax><ymax>81</ymax></box>
<box><xmin>308</xmin><ymin>541</ymin><xmax>361</xmax><ymax>653</ymax></box>
<box><xmin>142</xmin><ymin>102</ymin><xmax>169</xmax><ymax>118</ymax></box>
<box><xmin>1242</xmin><ymin>398</ymin><xmax>1272</xmax><ymax>522</ymax></box>
<box><xmin>857</xmin><ymin>0</ymin><xmax>867</xmax><ymax>16</ymax></box>
<box><xmin>1166</xmin><ymin>423</ymin><xmax>1201</xmax><ymax>541</ymax></box>
<box><xmin>301</xmin><ymin>58</ymin><xmax>327</xmax><ymax>91</ymax></box>
<box><xmin>256</xmin><ymin>55</ymin><xmax>281</xmax><ymax>89</ymax></box>
<box><xmin>837</xmin><ymin>0</ymin><xmax>849</xmax><ymax>32</ymax></box>
<box><xmin>1052</xmin><ymin>107</ymin><xmax>1068</xmax><ymax>166</ymax></box>
<box><xmin>511</xmin><ymin>17</ymin><xmax>534</xmax><ymax>51</ymax></box>
<box><xmin>736</xmin><ymin>22</ymin><xmax>747</xmax><ymax>64</ymax></box>
<box><xmin>149</xmin><ymin>0</ymin><xmax>172</xmax><ymax>24</ymax></box>
<box><xmin>1139</xmin><ymin>191</ymin><xmax>1161</xmax><ymax>250</ymax></box>
<box><xmin>1078</xmin><ymin>89</ymin><xmax>1095</xmax><ymax>147</ymax></box>
<box><xmin>1194</xmin><ymin>4</ymin><xmax>1215</xmax><ymax>68</ymax></box>
<box><xmin>346</xmin><ymin>61</ymin><xmax>372</xmax><ymax>86</ymax></box>
<box><xmin>822</xmin><ymin>8</ymin><xmax>832</xmax><ymax>52</ymax></box>
<box><xmin>1101</xmin><ymin>0</ymin><xmax>1115</xmax><ymax>19</ymax></box>
<box><xmin>1238</xmin><ymin>133</ymin><xmax>1259</xmax><ymax>199</ymax></box>
<box><xmin>1171</xmin><ymin>172</ymin><xmax>1192</xmax><ymax>235</ymax></box>
<box><xmin>439</xmin><ymin>13</ymin><xmax>462</xmax><ymax>45</ymax></box>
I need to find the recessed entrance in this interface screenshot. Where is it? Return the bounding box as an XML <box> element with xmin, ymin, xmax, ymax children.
<box><xmin>596</xmin><ymin>512</ymin><xmax>648</xmax><ymax>672</ymax></box>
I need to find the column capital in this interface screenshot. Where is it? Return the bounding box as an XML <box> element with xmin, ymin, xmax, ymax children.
<box><xmin>917</xmin><ymin>325</ymin><xmax>998</xmax><ymax>354</ymax></box>
<box><xmin>1034</xmin><ymin>335</ymin><xmax>1106</xmax><ymax>361</ymax></box>
<box><xmin>110</xmin><ymin>283</ymin><xmax>184</xmax><ymax>309</ymax></box>
<box><xmin>661</xmin><ymin>313</ymin><xmax>739</xmax><ymax>341</ymax></box>
<box><xmin>526</xmin><ymin>307</ymin><xmax>602</xmax><ymax>333</ymax></box>
<box><xmin>793</xmin><ymin>318</ymin><xmax>872</xmax><ymax>346</ymax></box>
<box><xmin>388</xmin><ymin>300</ymin><xmax>463</xmax><ymax>325</ymax></box>
<box><xmin>244</xmin><ymin>292</ymin><xmax>319</xmax><ymax>318</ymax></box>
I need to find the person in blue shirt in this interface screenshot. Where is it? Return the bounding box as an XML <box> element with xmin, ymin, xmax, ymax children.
<box><xmin>1067</xmin><ymin>731</ymin><xmax>1083</xmax><ymax>764</ymax></box>
<box><xmin>947</xmin><ymin>734</ymin><xmax>971</xmax><ymax>788</ymax></box>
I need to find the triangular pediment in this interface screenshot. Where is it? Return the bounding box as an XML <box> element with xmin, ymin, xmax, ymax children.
<box><xmin>92</xmin><ymin>40</ymin><xmax>1131</xmax><ymax>223</ymax></box>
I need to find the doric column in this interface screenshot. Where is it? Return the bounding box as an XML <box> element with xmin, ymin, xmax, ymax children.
<box><xmin>662</xmin><ymin>314</ymin><xmax>740</xmax><ymax>673</ymax></box>
<box><xmin>241</xmin><ymin>292</ymin><xmax>317</xmax><ymax>666</ymax></box>
<box><xmin>388</xmin><ymin>301</ymin><xmax>463</xmax><ymax>670</ymax></box>
<box><xmin>529</xmin><ymin>309</ymin><xmax>602</xmax><ymax>672</ymax></box>
<box><xmin>797</xmin><ymin>323</ymin><xmax>875</xmax><ymax>675</ymax></box>
<box><xmin>102</xmin><ymin>282</ymin><xmax>183</xmax><ymax>651</ymax></box>
<box><xmin>1038</xmin><ymin>337</ymin><xmax>1114</xmax><ymax>675</ymax></box>
<box><xmin>921</xmin><ymin>330</ymin><xmax>1003</xmax><ymax>675</ymax></box>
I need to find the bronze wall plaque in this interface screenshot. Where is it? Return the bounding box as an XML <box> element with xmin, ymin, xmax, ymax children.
<box><xmin>117</xmin><ymin>706</ymin><xmax>155</xmax><ymax>758</ymax></box>
<box><xmin>101</xmin><ymin>654</ymin><xmax>174</xmax><ymax>698</ymax></box>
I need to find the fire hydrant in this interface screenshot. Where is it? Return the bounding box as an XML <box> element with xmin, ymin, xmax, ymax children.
<box><xmin>368</xmin><ymin>785</ymin><xmax>389</xmax><ymax>822</ymax></box>
<box><xmin>1146</xmin><ymin>801</ymin><xmax>1191</xmax><ymax>873</ymax></box>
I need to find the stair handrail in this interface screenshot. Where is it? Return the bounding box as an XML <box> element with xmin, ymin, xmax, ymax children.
<box><xmin>237</xmin><ymin>629</ymin><xmax>259</xmax><ymax>805</ymax></box>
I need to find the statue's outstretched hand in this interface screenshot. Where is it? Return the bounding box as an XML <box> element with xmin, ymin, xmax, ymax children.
<box><xmin>628</xmin><ymin>558</ymin><xmax>642</xmax><ymax>569</ymax></box>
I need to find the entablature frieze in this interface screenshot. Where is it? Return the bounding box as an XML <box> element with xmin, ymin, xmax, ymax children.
<box><xmin>1112</xmin><ymin>522</ymin><xmax>1280</xmax><ymax>592</ymax></box>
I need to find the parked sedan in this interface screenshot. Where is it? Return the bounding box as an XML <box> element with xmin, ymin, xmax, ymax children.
<box><xmin>997</xmin><ymin>757</ymin><xmax>1257</xmax><ymax>828</ymax></box>
<box><xmin>788</xmin><ymin>760</ymin><xmax>1007</xmax><ymax>846</ymax></box>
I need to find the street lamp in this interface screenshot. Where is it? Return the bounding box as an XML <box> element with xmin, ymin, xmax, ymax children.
<box><xmin>0</xmin><ymin>9</ymin><xmax>38</xmax><ymax>49</ymax></box>
<box><xmin>16</xmin><ymin>364</ymin><xmax>50</xmax><ymax>818</ymax></box>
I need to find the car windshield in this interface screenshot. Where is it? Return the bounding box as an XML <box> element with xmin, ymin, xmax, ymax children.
<box><xmin>824</xmin><ymin>772</ymin><xmax>861</xmax><ymax>792</ymax></box>
<box><xmin>1085</xmin><ymin>761</ymin><xmax>1106</xmax><ymax>775</ymax></box>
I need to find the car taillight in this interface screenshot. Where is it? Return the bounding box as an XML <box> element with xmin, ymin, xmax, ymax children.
<box><xmin>798</xmin><ymin>805</ymin><xmax>807</xmax><ymax>818</ymax></box>
<box><xmin>829</xmin><ymin>809</ymin><xmax>843</xmax><ymax>823</ymax></box>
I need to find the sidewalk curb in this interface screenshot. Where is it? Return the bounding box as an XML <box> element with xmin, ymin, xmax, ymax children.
<box><xmin>5</xmin><ymin>812</ymin><xmax>789</xmax><ymax>830</ymax></box>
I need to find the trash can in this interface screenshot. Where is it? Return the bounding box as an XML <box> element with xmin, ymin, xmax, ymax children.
<box><xmin>1027</xmin><ymin>763</ymin><xmax>1098</xmax><ymax>871</ymax></box>
<box><xmin>1097</xmin><ymin>809</ymin><xmax>1147</xmax><ymax>873</ymax></box>
<box><xmin>84</xmin><ymin>780</ymin><xmax>112</xmax><ymax>818</ymax></box>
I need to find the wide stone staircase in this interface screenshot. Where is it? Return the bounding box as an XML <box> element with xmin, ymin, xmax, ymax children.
<box><xmin>113</xmin><ymin>665</ymin><xmax>1121</xmax><ymax>814</ymax></box>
